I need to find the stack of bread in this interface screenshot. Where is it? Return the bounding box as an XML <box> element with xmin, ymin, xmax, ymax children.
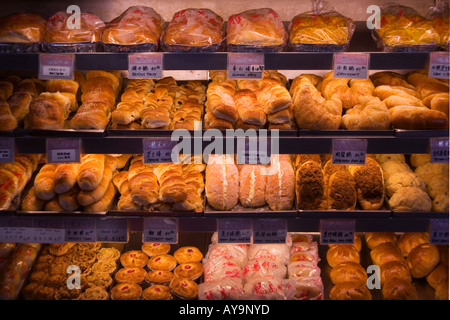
<box><xmin>288</xmin><ymin>233</ymin><xmax>324</xmax><ymax>300</ymax></box>
<box><xmin>294</xmin><ymin>154</ymin><xmax>385</xmax><ymax>211</ymax></box>
<box><xmin>0</xmin><ymin>76</ymin><xmax>46</xmax><ymax>130</ymax></box>
<box><xmin>326</xmin><ymin>233</ymin><xmax>372</xmax><ymax>300</ymax></box>
<box><xmin>410</xmin><ymin>153</ymin><xmax>449</xmax><ymax>212</ymax></box>
<box><xmin>113</xmin><ymin>155</ymin><xmax>205</xmax><ymax>212</ymax></box>
<box><xmin>371</xmin><ymin>70</ymin><xmax>449</xmax><ymax>130</ymax></box>
<box><xmin>376</xmin><ymin>154</ymin><xmax>433</xmax><ymax>212</ymax></box>
<box><xmin>205</xmin><ymin>154</ymin><xmax>295</xmax><ymax>211</ymax></box>
<box><xmin>22</xmin><ymin>242</ymin><xmax>115</xmax><ymax>300</ymax></box>
<box><xmin>0</xmin><ymin>154</ymin><xmax>41</xmax><ymax>210</ymax></box>
<box><xmin>364</xmin><ymin>232</ymin><xmax>417</xmax><ymax>300</ymax></box>
<box><xmin>21</xmin><ymin>154</ymin><xmax>130</xmax><ymax>212</ymax></box>
<box><xmin>205</xmin><ymin>70</ymin><xmax>293</xmax><ymax>130</ymax></box>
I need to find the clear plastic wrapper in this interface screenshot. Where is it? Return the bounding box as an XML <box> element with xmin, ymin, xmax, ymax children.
<box><xmin>242</xmin><ymin>259</ymin><xmax>287</xmax><ymax>282</ymax></box>
<box><xmin>101</xmin><ymin>6</ymin><xmax>163</xmax><ymax>52</ymax></box>
<box><xmin>287</xmin><ymin>262</ymin><xmax>321</xmax><ymax>280</ymax></box>
<box><xmin>247</xmin><ymin>243</ymin><xmax>290</xmax><ymax>264</ymax></box>
<box><xmin>290</xmin><ymin>241</ymin><xmax>319</xmax><ymax>256</ymax></box>
<box><xmin>161</xmin><ymin>8</ymin><xmax>225</xmax><ymax>52</ymax></box>
<box><xmin>291</xmin><ymin>277</ymin><xmax>324</xmax><ymax>300</ymax></box>
<box><xmin>243</xmin><ymin>278</ymin><xmax>297</xmax><ymax>300</ymax></box>
<box><xmin>373</xmin><ymin>5</ymin><xmax>441</xmax><ymax>52</ymax></box>
<box><xmin>0</xmin><ymin>13</ymin><xmax>46</xmax><ymax>53</ymax></box>
<box><xmin>428</xmin><ymin>0</ymin><xmax>450</xmax><ymax>50</ymax></box>
<box><xmin>289</xmin><ymin>250</ymin><xmax>319</xmax><ymax>264</ymax></box>
<box><xmin>288</xmin><ymin>232</ymin><xmax>313</xmax><ymax>244</ymax></box>
<box><xmin>42</xmin><ymin>11</ymin><xmax>105</xmax><ymax>52</ymax></box>
<box><xmin>203</xmin><ymin>257</ymin><xmax>243</xmax><ymax>283</ymax></box>
<box><xmin>288</xmin><ymin>11</ymin><xmax>355</xmax><ymax>52</ymax></box>
<box><xmin>198</xmin><ymin>278</ymin><xmax>245</xmax><ymax>300</ymax></box>
<box><xmin>204</xmin><ymin>243</ymin><xmax>248</xmax><ymax>267</ymax></box>
<box><xmin>227</xmin><ymin>8</ymin><xmax>287</xmax><ymax>52</ymax></box>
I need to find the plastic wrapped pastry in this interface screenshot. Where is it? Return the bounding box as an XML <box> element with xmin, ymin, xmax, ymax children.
<box><xmin>198</xmin><ymin>278</ymin><xmax>244</xmax><ymax>300</ymax></box>
<box><xmin>0</xmin><ymin>13</ymin><xmax>46</xmax><ymax>43</ymax></box>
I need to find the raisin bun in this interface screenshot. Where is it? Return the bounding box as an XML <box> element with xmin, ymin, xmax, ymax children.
<box><xmin>370</xmin><ymin>242</ymin><xmax>404</xmax><ymax>266</ymax></box>
<box><xmin>406</xmin><ymin>243</ymin><xmax>440</xmax><ymax>278</ymax></box>
<box><xmin>379</xmin><ymin>261</ymin><xmax>412</xmax><ymax>285</ymax></box>
<box><xmin>329</xmin><ymin>281</ymin><xmax>372</xmax><ymax>300</ymax></box>
<box><xmin>365</xmin><ymin>232</ymin><xmax>397</xmax><ymax>250</ymax></box>
<box><xmin>426</xmin><ymin>263</ymin><xmax>449</xmax><ymax>289</ymax></box>
<box><xmin>382</xmin><ymin>278</ymin><xmax>418</xmax><ymax>300</ymax></box>
<box><xmin>397</xmin><ymin>232</ymin><xmax>429</xmax><ymax>257</ymax></box>
<box><xmin>326</xmin><ymin>245</ymin><xmax>360</xmax><ymax>268</ymax></box>
<box><xmin>329</xmin><ymin>262</ymin><xmax>368</xmax><ymax>285</ymax></box>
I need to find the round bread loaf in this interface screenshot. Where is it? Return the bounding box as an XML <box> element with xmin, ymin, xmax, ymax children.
<box><xmin>326</xmin><ymin>245</ymin><xmax>360</xmax><ymax>268</ymax></box>
<box><xmin>330</xmin><ymin>262</ymin><xmax>368</xmax><ymax>285</ymax></box>
<box><xmin>329</xmin><ymin>281</ymin><xmax>372</xmax><ymax>300</ymax></box>
<box><xmin>397</xmin><ymin>232</ymin><xmax>430</xmax><ymax>257</ymax></box>
<box><xmin>406</xmin><ymin>243</ymin><xmax>440</xmax><ymax>278</ymax></box>
<box><xmin>382</xmin><ymin>278</ymin><xmax>417</xmax><ymax>300</ymax></box>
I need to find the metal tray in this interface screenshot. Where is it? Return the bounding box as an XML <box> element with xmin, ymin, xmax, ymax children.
<box><xmin>288</xmin><ymin>41</ymin><xmax>351</xmax><ymax>52</ymax></box>
<box><xmin>41</xmin><ymin>41</ymin><xmax>102</xmax><ymax>53</ymax></box>
<box><xmin>371</xmin><ymin>30</ymin><xmax>440</xmax><ymax>53</ymax></box>
<box><xmin>102</xmin><ymin>42</ymin><xmax>158</xmax><ymax>53</ymax></box>
<box><xmin>204</xmin><ymin>203</ymin><xmax>298</xmax><ymax>219</ymax></box>
<box><xmin>394</xmin><ymin>129</ymin><xmax>449</xmax><ymax>138</ymax></box>
<box><xmin>300</xmin><ymin>129</ymin><xmax>395</xmax><ymax>137</ymax></box>
<box><xmin>0</xmin><ymin>42</ymin><xmax>40</xmax><ymax>53</ymax></box>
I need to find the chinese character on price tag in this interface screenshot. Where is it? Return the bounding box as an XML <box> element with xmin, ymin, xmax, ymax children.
<box><xmin>63</xmin><ymin>218</ymin><xmax>96</xmax><ymax>242</ymax></box>
<box><xmin>333</xmin><ymin>53</ymin><xmax>370</xmax><ymax>79</ymax></box>
<box><xmin>32</xmin><ymin>217</ymin><xmax>64</xmax><ymax>243</ymax></box>
<box><xmin>429</xmin><ymin>219</ymin><xmax>449</xmax><ymax>245</ymax></box>
<box><xmin>332</xmin><ymin>139</ymin><xmax>367</xmax><ymax>165</ymax></box>
<box><xmin>253</xmin><ymin>219</ymin><xmax>287</xmax><ymax>244</ymax></box>
<box><xmin>228</xmin><ymin>53</ymin><xmax>264</xmax><ymax>79</ymax></box>
<box><xmin>217</xmin><ymin>218</ymin><xmax>252</xmax><ymax>243</ymax></box>
<box><xmin>128</xmin><ymin>53</ymin><xmax>163</xmax><ymax>79</ymax></box>
<box><xmin>46</xmin><ymin>138</ymin><xmax>81</xmax><ymax>163</ymax></box>
<box><xmin>39</xmin><ymin>53</ymin><xmax>75</xmax><ymax>80</ymax></box>
<box><xmin>143</xmin><ymin>218</ymin><xmax>178</xmax><ymax>244</ymax></box>
<box><xmin>320</xmin><ymin>219</ymin><xmax>355</xmax><ymax>245</ymax></box>
<box><xmin>96</xmin><ymin>219</ymin><xmax>128</xmax><ymax>243</ymax></box>
<box><xmin>430</xmin><ymin>138</ymin><xmax>449</xmax><ymax>163</ymax></box>
<box><xmin>429</xmin><ymin>52</ymin><xmax>450</xmax><ymax>79</ymax></box>
<box><xmin>0</xmin><ymin>217</ymin><xmax>34</xmax><ymax>243</ymax></box>
<box><xmin>0</xmin><ymin>138</ymin><xmax>14</xmax><ymax>163</ymax></box>
<box><xmin>143</xmin><ymin>138</ymin><xmax>178</xmax><ymax>164</ymax></box>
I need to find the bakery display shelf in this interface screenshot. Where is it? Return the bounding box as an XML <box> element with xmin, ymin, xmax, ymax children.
<box><xmin>298</xmin><ymin>208</ymin><xmax>392</xmax><ymax>219</ymax></box>
<box><xmin>299</xmin><ymin>129</ymin><xmax>395</xmax><ymax>137</ymax></box>
<box><xmin>391</xmin><ymin>211</ymin><xmax>449</xmax><ymax>219</ymax></box>
<box><xmin>204</xmin><ymin>202</ymin><xmax>298</xmax><ymax>219</ymax></box>
<box><xmin>14</xmin><ymin>128</ymin><xmax>106</xmax><ymax>138</ymax></box>
<box><xmin>0</xmin><ymin>130</ymin><xmax>14</xmax><ymax>137</ymax></box>
<box><xmin>394</xmin><ymin>129</ymin><xmax>450</xmax><ymax>138</ymax></box>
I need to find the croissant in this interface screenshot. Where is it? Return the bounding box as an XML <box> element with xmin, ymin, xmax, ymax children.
<box><xmin>292</xmin><ymin>76</ymin><xmax>342</xmax><ymax>130</ymax></box>
<box><xmin>342</xmin><ymin>96</ymin><xmax>391</xmax><ymax>130</ymax></box>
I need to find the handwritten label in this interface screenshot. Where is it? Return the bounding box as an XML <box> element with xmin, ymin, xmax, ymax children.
<box><xmin>253</xmin><ymin>219</ymin><xmax>287</xmax><ymax>244</ymax></box>
<box><xmin>96</xmin><ymin>219</ymin><xmax>128</xmax><ymax>243</ymax></box>
<box><xmin>0</xmin><ymin>217</ymin><xmax>34</xmax><ymax>243</ymax></box>
<box><xmin>429</xmin><ymin>52</ymin><xmax>450</xmax><ymax>79</ymax></box>
<box><xmin>333</xmin><ymin>53</ymin><xmax>370</xmax><ymax>79</ymax></box>
<box><xmin>430</xmin><ymin>138</ymin><xmax>449</xmax><ymax>163</ymax></box>
<box><xmin>46</xmin><ymin>138</ymin><xmax>81</xmax><ymax>163</ymax></box>
<box><xmin>320</xmin><ymin>219</ymin><xmax>355</xmax><ymax>245</ymax></box>
<box><xmin>143</xmin><ymin>218</ymin><xmax>178</xmax><ymax>243</ymax></box>
<box><xmin>32</xmin><ymin>217</ymin><xmax>64</xmax><ymax>243</ymax></box>
<box><xmin>0</xmin><ymin>138</ymin><xmax>14</xmax><ymax>163</ymax></box>
<box><xmin>143</xmin><ymin>138</ymin><xmax>178</xmax><ymax>163</ymax></box>
<box><xmin>429</xmin><ymin>219</ymin><xmax>449</xmax><ymax>244</ymax></box>
<box><xmin>332</xmin><ymin>139</ymin><xmax>367</xmax><ymax>165</ymax></box>
<box><xmin>128</xmin><ymin>53</ymin><xmax>163</xmax><ymax>79</ymax></box>
<box><xmin>63</xmin><ymin>218</ymin><xmax>96</xmax><ymax>242</ymax></box>
<box><xmin>39</xmin><ymin>53</ymin><xmax>75</xmax><ymax>80</ymax></box>
<box><xmin>228</xmin><ymin>53</ymin><xmax>264</xmax><ymax>79</ymax></box>
<box><xmin>217</xmin><ymin>218</ymin><xmax>252</xmax><ymax>244</ymax></box>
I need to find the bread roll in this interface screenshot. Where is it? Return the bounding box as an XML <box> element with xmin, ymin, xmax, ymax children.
<box><xmin>254</xmin><ymin>82</ymin><xmax>292</xmax><ymax>115</ymax></box>
<box><xmin>427</xmin><ymin>175</ymin><xmax>449</xmax><ymax>200</ymax></box>
<box><xmin>389</xmin><ymin>106</ymin><xmax>449</xmax><ymax>130</ymax></box>
<box><xmin>435</xmin><ymin>281</ymin><xmax>449</xmax><ymax>300</ymax></box>
<box><xmin>296</xmin><ymin>160</ymin><xmax>325</xmax><ymax>210</ymax></box>
<box><xmin>69</xmin><ymin>102</ymin><xmax>111</xmax><ymax>130</ymax></box>
<box><xmin>24</xmin><ymin>96</ymin><xmax>65</xmax><ymax>129</ymax></box>
<box><xmin>415</xmin><ymin>162</ymin><xmax>449</xmax><ymax>186</ymax></box>
<box><xmin>425</xmin><ymin>92</ymin><xmax>449</xmax><ymax>118</ymax></box>
<box><xmin>46</xmin><ymin>80</ymin><xmax>79</xmax><ymax>95</ymax></box>
<box><xmin>365</xmin><ymin>232</ymin><xmax>397</xmax><ymax>250</ymax></box>
<box><xmin>21</xmin><ymin>187</ymin><xmax>46</xmax><ymax>211</ymax></box>
<box><xmin>375</xmin><ymin>154</ymin><xmax>405</xmax><ymax>165</ymax></box>
<box><xmin>329</xmin><ymin>281</ymin><xmax>372</xmax><ymax>300</ymax></box>
<box><xmin>385</xmin><ymin>172</ymin><xmax>427</xmax><ymax>198</ymax></box>
<box><xmin>7</xmin><ymin>92</ymin><xmax>32</xmax><ymax>122</ymax></box>
<box><xmin>234</xmin><ymin>89</ymin><xmax>266</xmax><ymax>126</ymax></box>
<box><xmin>370</xmin><ymin>71</ymin><xmax>414</xmax><ymax>89</ymax></box>
<box><xmin>77</xmin><ymin>161</ymin><xmax>114</xmax><ymax>206</ymax></box>
<box><xmin>77</xmin><ymin>154</ymin><xmax>106</xmax><ymax>191</ymax></box>
<box><xmin>388</xmin><ymin>186</ymin><xmax>432</xmax><ymax>212</ymax></box>
<box><xmin>397</xmin><ymin>232</ymin><xmax>430</xmax><ymax>257</ymax></box>
<box><xmin>83</xmin><ymin>181</ymin><xmax>116</xmax><ymax>212</ymax></box>
<box><xmin>205</xmin><ymin>154</ymin><xmax>239</xmax><ymax>210</ymax></box>
<box><xmin>329</xmin><ymin>233</ymin><xmax>362</xmax><ymax>252</ymax></box>
<box><xmin>370</xmin><ymin>242</ymin><xmax>404</xmax><ymax>266</ymax></box>
<box><xmin>326</xmin><ymin>245</ymin><xmax>360</xmax><ymax>268</ymax></box>
<box><xmin>54</xmin><ymin>163</ymin><xmax>80</xmax><ymax>194</ymax></box>
<box><xmin>238</xmin><ymin>165</ymin><xmax>267</xmax><ymax>207</ymax></box>
<box><xmin>382</xmin><ymin>279</ymin><xmax>417</xmax><ymax>300</ymax></box>
<box><xmin>342</xmin><ymin>95</ymin><xmax>391</xmax><ymax>130</ymax></box>
<box><xmin>44</xmin><ymin>197</ymin><xmax>63</xmax><ymax>211</ymax></box>
<box><xmin>409</xmin><ymin>154</ymin><xmax>430</xmax><ymax>168</ymax></box>
<box><xmin>129</xmin><ymin>170</ymin><xmax>159</xmax><ymax>207</ymax></box>
<box><xmin>265</xmin><ymin>157</ymin><xmax>295</xmax><ymax>210</ymax></box>
<box><xmin>426</xmin><ymin>263</ymin><xmax>449</xmax><ymax>289</ymax></box>
<box><xmin>0</xmin><ymin>98</ymin><xmax>17</xmax><ymax>131</ymax></box>
<box><xmin>406</xmin><ymin>243</ymin><xmax>440</xmax><ymax>278</ymax></box>
<box><xmin>329</xmin><ymin>262</ymin><xmax>368</xmax><ymax>285</ymax></box>
<box><xmin>34</xmin><ymin>164</ymin><xmax>57</xmax><ymax>201</ymax></box>
<box><xmin>381</xmin><ymin>160</ymin><xmax>412</xmax><ymax>181</ymax></box>
<box><xmin>58</xmin><ymin>185</ymin><xmax>80</xmax><ymax>211</ymax></box>
<box><xmin>379</xmin><ymin>261</ymin><xmax>411</xmax><ymax>285</ymax></box>
<box><xmin>326</xmin><ymin>170</ymin><xmax>357</xmax><ymax>210</ymax></box>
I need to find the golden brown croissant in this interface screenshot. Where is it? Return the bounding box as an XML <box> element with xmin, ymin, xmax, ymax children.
<box><xmin>342</xmin><ymin>95</ymin><xmax>391</xmax><ymax>130</ymax></box>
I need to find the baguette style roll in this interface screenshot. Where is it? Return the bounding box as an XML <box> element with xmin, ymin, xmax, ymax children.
<box><xmin>34</xmin><ymin>164</ymin><xmax>57</xmax><ymax>201</ymax></box>
<box><xmin>44</xmin><ymin>197</ymin><xmax>64</xmax><ymax>212</ymax></box>
<box><xmin>58</xmin><ymin>185</ymin><xmax>80</xmax><ymax>211</ymax></box>
<box><xmin>54</xmin><ymin>163</ymin><xmax>80</xmax><ymax>194</ymax></box>
<box><xmin>265</xmin><ymin>156</ymin><xmax>295</xmax><ymax>210</ymax></box>
<box><xmin>205</xmin><ymin>154</ymin><xmax>239</xmax><ymax>210</ymax></box>
<box><xmin>83</xmin><ymin>181</ymin><xmax>116</xmax><ymax>212</ymax></box>
<box><xmin>21</xmin><ymin>187</ymin><xmax>46</xmax><ymax>211</ymax></box>
<box><xmin>389</xmin><ymin>106</ymin><xmax>449</xmax><ymax>130</ymax></box>
<box><xmin>238</xmin><ymin>164</ymin><xmax>267</xmax><ymax>207</ymax></box>
<box><xmin>77</xmin><ymin>162</ymin><xmax>114</xmax><ymax>206</ymax></box>
<box><xmin>77</xmin><ymin>154</ymin><xmax>106</xmax><ymax>191</ymax></box>
<box><xmin>128</xmin><ymin>169</ymin><xmax>159</xmax><ymax>206</ymax></box>
<box><xmin>155</xmin><ymin>164</ymin><xmax>187</xmax><ymax>203</ymax></box>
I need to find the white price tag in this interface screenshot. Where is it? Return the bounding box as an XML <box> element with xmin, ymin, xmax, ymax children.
<box><xmin>228</xmin><ymin>53</ymin><xmax>264</xmax><ymax>79</ymax></box>
<box><xmin>320</xmin><ymin>219</ymin><xmax>355</xmax><ymax>245</ymax></box>
<box><xmin>0</xmin><ymin>217</ymin><xmax>34</xmax><ymax>243</ymax></box>
<box><xmin>332</xmin><ymin>139</ymin><xmax>367</xmax><ymax>165</ymax></box>
<box><xmin>39</xmin><ymin>53</ymin><xmax>75</xmax><ymax>80</ymax></box>
<box><xmin>333</xmin><ymin>53</ymin><xmax>370</xmax><ymax>79</ymax></box>
<box><xmin>32</xmin><ymin>217</ymin><xmax>64</xmax><ymax>243</ymax></box>
<box><xmin>236</xmin><ymin>136</ymin><xmax>271</xmax><ymax>165</ymax></box>
<box><xmin>253</xmin><ymin>219</ymin><xmax>287</xmax><ymax>244</ymax></box>
<box><xmin>429</xmin><ymin>219</ymin><xmax>449</xmax><ymax>245</ymax></box>
<box><xmin>143</xmin><ymin>218</ymin><xmax>178</xmax><ymax>243</ymax></box>
<box><xmin>96</xmin><ymin>219</ymin><xmax>128</xmax><ymax>243</ymax></box>
<box><xmin>63</xmin><ymin>218</ymin><xmax>96</xmax><ymax>242</ymax></box>
<box><xmin>430</xmin><ymin>138</ymin><xmax>449</xmax><ymax>163</ymax></box>
<box><xmin>429</xmin><ymin>52</ymin><xmax>450</xmax><ymax>79</ymax></box>
<box><xmin>143</xmin><ymin>138</ymin><xmax>178</xmax><ymax>164</ymax></box>
<box><xmin>46</xmin><ymin>138</ymin><xmax>81</xmax><ymax>163</ymax></box>
<box><xmin>0</xmin><ymin>138</ymin><xmax>14</xmax><ymax>163</ymax></box>
<box><xmin>217</xmin><ymin>218</ymin><xmax>252</xmax><ymax>244</ymax></box>
<box><xmin>128</xmin><ymin>53</ymin><xmax>163</xmax><ymax>79</ymax></box>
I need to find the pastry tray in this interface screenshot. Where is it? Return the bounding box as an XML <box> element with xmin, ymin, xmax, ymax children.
<box><xmin>371</xmin><ymin>29</ymin><xmax>441</xmax><ymax>53</ymax></box>
<box><xmin>287</xmin><ymin>41</ymin><xmax>351</xmax><ymax>52</ymax></box>
<box><xmin>41</xmin><ymin>41</ymin><xmax>102</xmax><ymax>53</ymax></box>
<box><xmin>14</xmin><ymin>127</ymin><xmax>106</xmax><ymax>138</ymax></box>
<box><xmin>0</xmin><ymin>42</ymin><xmax>41</xmax><ymax>53</ymax></box>
<box><xmin>227</xmin><ymin>43</ymin><xmax>287</xmax><ymax>53</ymax></box>
<box><xmin>204</xmin><ymin>202</ymin><xmax>298</xmax><ymax>218</ymax></box>
<box><xmin>299</xmin><ymin>129</ymin><xmax>395</xmax><ymax>136</ymax></box>
<box><xmin>298</xmin><ymin>202</ymin><xmax>392</xmax><ymax>219</ymax></box>
<box><xmin>102</xmin><ymin>42</ymin><xmax>158</xmax><ymax>53</ymax></box>
<box><xmin>391</xmin><ymin>210</ymin><xmax>449</xmax><ymax>219</ymax></box>
<box><xmin>394</xmin><ymin>129</ymin><xmax>449</xmax><ymax>138</ymax></box>
<box><xmin>160</xmin><ymin>40</ymin><xmax>226</xmax><ymax>53</ymax></box>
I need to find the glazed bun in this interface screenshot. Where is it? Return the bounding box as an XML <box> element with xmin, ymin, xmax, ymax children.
<box><xmin>397</xmin><ymin>232</ymin><xmax>429</xmax><ymax>257</ymax></box>
<box><xmin>329</xmin><ymin>281</ymin><xmax>372</xmax><ymax>300</ymax></box>
<box><xmin>330</xmin><ymin>262</ymin><xmax>368</xmax><ymax>285</ymax></box>
<box><xmin>379</xmin><ymin>261</ymin><xmax>411</xmax><ymax>285</ymax></box>
<box><xmin>426</xmin><ymin>263</ymin><xmax>449</xmax><ymax>289</ymax></box>
<box><xmin>382</xmin><ymin>278</ymin><xmax>418</xmax><ymax>300</ymax></box>
<box><xmin>406</xmin><ymin>243</ymin><xmax>440</xmax><ymax>278</ymax></box>
<box><xmin>370</xmin><ymin>242</ymin><xmax>404</xmax><ymax>266</ymax></box>
<box><xmin>365</xmin><ymin>232</ymin><xmax>397</xmax><ymax>250</ymax></box>
<box><xmin>326</xmin><ymin>245</ymin><xmax>360</xmax><ymax>268</ymax></box>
